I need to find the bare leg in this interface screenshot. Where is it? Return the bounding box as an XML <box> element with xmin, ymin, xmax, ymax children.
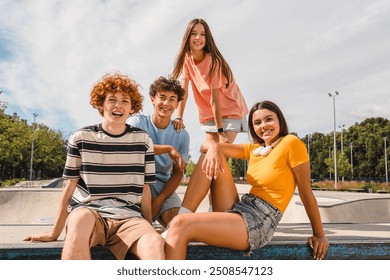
<box><xmin>209</xmin><ymin>157</ymin><xmax>239</xmax><ymax>211</ymax></box>
<box><xmin>165</xmin><ymin>212</ymin><xmax>249</xmax><ymax>260</ymax></box>
<box><xmin>181</xmin><ymin>153</ymin><xmax>212</xmax><ymax>212</ymax></box>
<box><xmin>181</xmin><ymin>154</ymin><xmax>238</xmax><ymax>212</ymax></box>
<box><xmin>204</xmin><ymin>131</ymin><xmax>238</xmax><ymax>211</ymax></box>
<box><xmin>61</xmin><ymin>208</ymin><xmax>95</xmax><ymax>260</ymax></box>
<box><xmin>130</xmin><ymin>232</ymin><xmax>165</xmax><ymax>260</ymax></box>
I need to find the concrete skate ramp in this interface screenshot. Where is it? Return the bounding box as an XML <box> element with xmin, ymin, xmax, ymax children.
<box><xmin>0</xmin><ymin>189</ymin><xmax>61</xmax><ymax>224</ymax></box>
<box><xmin>1</xmin><ymin>187</ymin><xmax>390</xmax><ymax>224</ymax></box>
<box><xmin>319</xmin><ymin>198</ymin><xmax>390</xmax><ymax>223</ymax></box>
<box><xmin>281</xmin><ymin>192</ymin><xmax>390</xmax><ymax>223</ymax></box>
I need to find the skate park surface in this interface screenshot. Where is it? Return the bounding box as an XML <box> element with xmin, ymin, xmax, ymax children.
<box><xmin>1</xmin><ymin>182</ymin><xmax>389</xmax><ymax>259</ymax></box>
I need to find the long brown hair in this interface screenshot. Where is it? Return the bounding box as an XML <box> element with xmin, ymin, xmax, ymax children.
<box><xmin>172</xmin><ymin>18</ymin><xmax>233</xmax><ymax>88</ymax></box>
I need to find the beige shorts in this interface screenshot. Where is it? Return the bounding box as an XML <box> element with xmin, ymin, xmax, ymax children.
<box><xmin>67</xmin><ymin>208</ymin><xmax>157</xmax><ymax>259</ymax></box>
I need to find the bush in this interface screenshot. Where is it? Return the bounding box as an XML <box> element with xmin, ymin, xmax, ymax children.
<box><xmin>0</xmin><ymin>178</ymin><xmax>22</xmax><ymax>188</ymax></box>
<box><xmin>312</xmin><ymin>180</ymin><xmax>389</xmax><ymax>193</ymax></box>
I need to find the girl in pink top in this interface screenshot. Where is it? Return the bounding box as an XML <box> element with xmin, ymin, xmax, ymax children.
<box><xmin>172</xmin><ymin>18</ymin><xmax>248</xmax><ymax>144</ymax></box>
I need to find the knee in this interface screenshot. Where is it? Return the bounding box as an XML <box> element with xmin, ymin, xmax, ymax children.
<box><xmin>137</xmin><ymin>232</ymin><xmax>165</xmax><ymax>258</ymax></box>
<box><xmin>66</xmin><ymin>208</ymin><xmax>95</xmax><ymax>239</ymax></box>
<box><xmin>167</xmin><ymin>214</ymin><xmax>192</xmax><ymax>238</ymax></box>
<box><xmin>68</xmin><ymin>208</ymin><xmax>93</xmax><ymax>225</ymax></box>
<box><xmin>148</xmin><ymin>232</ymin><xmax>165</xmax><ymax>249</ymax></box>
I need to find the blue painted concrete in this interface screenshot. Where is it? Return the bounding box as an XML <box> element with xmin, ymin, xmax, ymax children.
<box><xmin>1</xmin><ymin>240</ymin><xmax>389</xmax><ymax>260</ymax></box>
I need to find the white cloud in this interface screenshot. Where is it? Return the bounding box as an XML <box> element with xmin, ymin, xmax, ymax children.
<box><xmin>1</xmin><ymin>0</ymin><xmax>389</xmax><ymax>161</ymax></box>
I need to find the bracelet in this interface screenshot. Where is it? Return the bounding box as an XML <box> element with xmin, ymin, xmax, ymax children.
<box><xmin>175</xmin><ymin>118</ymin><xmax>183</xmax><ymax>121</ymax></box>
<box><xmin>217</xmin><ymin>127</ymin><xmax>224</xmax><ymax>133</ymax></box>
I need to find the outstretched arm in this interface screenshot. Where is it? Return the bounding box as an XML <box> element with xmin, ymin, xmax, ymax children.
<box><xmin>173</xmin><ymin>79</ymin><xmax>189</xmax><ymax>132</ymax></box>
<box><xmin>23</xmin><ymin>179</ymin><xmax>77</xmax><ymax>242</ymax></box>
<box><xmin>293</xmin><ymin>162</ymin><xmax>329</xmax><ymax>259</ymax></box>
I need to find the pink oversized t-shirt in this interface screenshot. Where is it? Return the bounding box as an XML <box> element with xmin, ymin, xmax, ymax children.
<box><xmin>182</xmin><ymin>53</ymin><xmax>248</xmax><ymax>124</ymax></box>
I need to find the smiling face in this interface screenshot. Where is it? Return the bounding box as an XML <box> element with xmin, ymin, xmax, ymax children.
<box><xmin>102</xmin><ymin>92</ymin><xmax>133</xmax><ymax>125</ymax></box>
<box><xmin>252</xmin><ymin>108</ymin><xmax>281</xmax><ymax>146</ymax></box>
<box><xmin>189</xmin><ymin>23</ymin><xmax>206</xmax><ymax>53</ymax></box>
<box><xmin>151</xmin><ymin>91</ymin><xmax>179</xmax><ymax>120</ymax></box>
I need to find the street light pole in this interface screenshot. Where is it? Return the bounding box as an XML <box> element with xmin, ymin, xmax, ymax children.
<box><xmin>328</xmin><ymin>91</ymin><xmax>339</xmax><ymax>189</ymax></box>
<box><xmin>307</xmin><ymin>134</ymin><xmax>312</xmax><ymax>170</ymax></box>
<box><xmin>350</xmin><ymin>142</ymin><xmax>353</xmax><ymax>180</ymax></box>
<box><xmin>29</xmin><ymin>113</ymin><xmax>38</xmax><ymax>180</ymax></box>
<box><xmin>338</xmin><ymin>124</ymin><xmax>345</xmax><ymax>153</ymax></box>
<box><xmin>307</xmin><ymin>134</ymin><xmax>311</xmax><ymax>158</ymax></box>
<box><xmin>385</xmin><ymin>137</ymin><xmax>388</xmax><ymax>189</ymax></box>
<box><xmin>329</xmin><ymin>146</ymin><xmax>332</xmax><ymax>181</ymax></box>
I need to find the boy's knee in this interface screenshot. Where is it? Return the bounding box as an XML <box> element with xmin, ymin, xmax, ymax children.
<box><xmin>139</xmin><ymin>232</ymin><xmax>164</xmax><ymax>248</ymax></box>
<box><xmin>135</xmin><ymin>232</ymin><xmax>165</xmax><ymax>259</ymax></box>
<box><xmin>150</xmin><ymin>232</ymin><xmax>165</xmax><ymax>248</ymax></box>
<box><xmin>66</xmin><ymin>209</ymin><xmax>95</xmax><ymax>238</ymax></box>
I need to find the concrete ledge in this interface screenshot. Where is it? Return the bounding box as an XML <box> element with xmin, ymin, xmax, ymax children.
<box><xmin>1</xmin><ymin>223</ymin><xmax>390</xmax><ymax>260</ymax></box>
<box><xmin>1</xmin><ymin>239</ymin><xmax>389</xmax><ymax>260</ymax></box>
<box><xmin>2</xmin><ymin>188</ymin><xmax>390</xmax><ymax>260</ymax></box>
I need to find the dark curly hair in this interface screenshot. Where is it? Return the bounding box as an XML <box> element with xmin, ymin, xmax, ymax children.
<box><xmin>90</xmin><ymin>73</ymin><xmax>143</xmax><ymax>116</ymax></box>
<box><xmin>149</xmin><ymin>76</ymin><xmax>185</xmax><ymax>101</ymax></box>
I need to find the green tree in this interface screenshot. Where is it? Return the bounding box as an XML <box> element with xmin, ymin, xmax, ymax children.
<box><xmin>33</xmin><ymin>125</ymin><xmax>67</xmax><ymax>178</ymax></box>
<box><xmin>0</xmin><ymin>101</ymin><xmax>67</xmax><ymax>181</ymax></box>
<box><xmin>305</xmin><ymin>117</ymin><xmax>389</xmax><ymax>181</ymax></box>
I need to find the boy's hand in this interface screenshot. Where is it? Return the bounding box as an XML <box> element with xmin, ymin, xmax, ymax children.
<box><xmin>168</xmin><ymin>147</ymin><xmax>186</xmax><ymax>171</ymax></box>
<box><xmin>23</xmin><ymin>232</ymin><xmax>58</xmax><ymax>242</ymax></box>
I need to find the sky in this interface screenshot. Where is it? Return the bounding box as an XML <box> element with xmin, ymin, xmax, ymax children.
<box><xmin>1</xmin><ymin>0</ymin><xmax>389</xmax><ymax>162</ymax></box>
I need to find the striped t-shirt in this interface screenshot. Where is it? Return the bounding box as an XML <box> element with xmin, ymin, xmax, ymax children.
<box><xmin>63</xmin><ymin>124</ymin><xmax>156</xmax><ymax>219</ymax></box>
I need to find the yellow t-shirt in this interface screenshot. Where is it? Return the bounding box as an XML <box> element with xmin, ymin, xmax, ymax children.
<box><xmin>243</xmin><ymin>134</ymin><xmax>309</xmax><ymax>213</ymax></box>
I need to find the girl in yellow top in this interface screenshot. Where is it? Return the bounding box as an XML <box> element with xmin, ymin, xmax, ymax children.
<box><xmin>164</xmin><ymin>100</ymin><xmax>329</xmax><ymax>259</ymax></box>
<box><xmin>172</xmin><ymin>18</ymin><xmax>248</xmax><ymax>144</ymax></box>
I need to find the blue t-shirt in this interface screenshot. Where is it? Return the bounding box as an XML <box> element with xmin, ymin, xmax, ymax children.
<box><xmin>128</xmin><ymin>114</ymin><xmax>190</xmax><ymax>184</ymax></box>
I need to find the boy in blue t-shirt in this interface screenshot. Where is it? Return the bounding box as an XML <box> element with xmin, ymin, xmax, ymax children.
<box><xmin>128</xmin><ymin>76</ymin><xmax>190</xmax><ymax>228</ymax></box>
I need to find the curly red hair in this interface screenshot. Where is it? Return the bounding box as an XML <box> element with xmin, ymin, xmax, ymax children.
<box><xmin>90</xmin><ymin>73</ymin><xmax>143</xmax><ymax>116</ymax></box>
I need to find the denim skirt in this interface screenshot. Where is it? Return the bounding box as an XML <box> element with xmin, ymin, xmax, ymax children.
<box><xmin>229</xmin><ymin>193</ymin><xmax>283</xmax><ymax>254</ymax></box>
